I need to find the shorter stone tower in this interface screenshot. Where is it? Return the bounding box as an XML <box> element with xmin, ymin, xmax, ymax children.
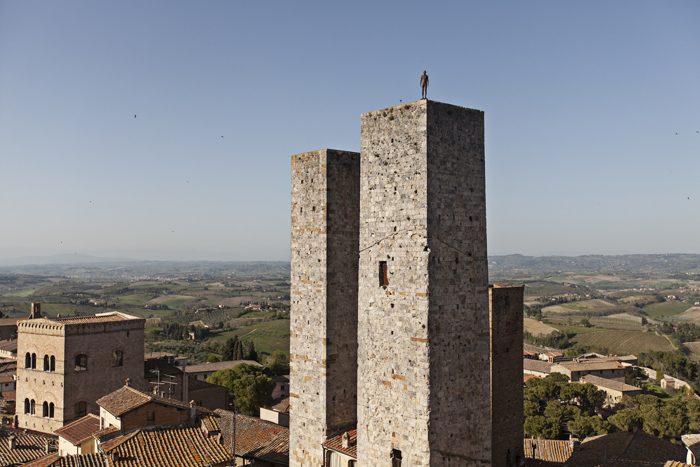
<box><xmin>290</xmin><ymin>149</ymin><xmax>360</xmax><ymax>466</ymax></box>
<box><xmin>489</xmin><ymin>284</ymin><xmax>524</xmax><ymax>467</ymax></box>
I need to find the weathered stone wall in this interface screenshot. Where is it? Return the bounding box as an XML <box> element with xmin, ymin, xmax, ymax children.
<box><xmin>490</xmin><ymin>286</ymin><xmax>524</xmax><ymax>467</ymax></box>
<box><xmin>17</xmin><ymin>316</ymin><xmax>145</xmax><ymax>434</ymax></box>
<box><xmin>290</xmin><ymin>149</ymin><xmax>360</xmax><ymax>467</ymax></box>
<box><xmin>358</xmin><ymin>100</ymin><xmax>491</xmax><ymax>466</ymax></box>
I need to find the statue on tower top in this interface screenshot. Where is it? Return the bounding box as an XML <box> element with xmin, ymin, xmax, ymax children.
<box><xmin>420</xmin><ymin>70</ymin><xmax>429</xmax><ymax>99</ymax></box>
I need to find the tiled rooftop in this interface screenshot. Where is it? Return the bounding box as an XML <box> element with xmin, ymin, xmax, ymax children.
<box><xmin>564</xmin><ymin>431</ymin><xmax>686</xmax><ymax>467</ymax></box>
<box><xmin>24</xmin><ymin>453</ymin><xmax>109</xmax><ymax>467</ymax></box>
<box><xmin>555</xmin><ymin>361</ymin><xmax>625</xmax><ymax>372</ymax></box>
<box><xmin>97</xmin><ymin>383</ymin><xmax>191</xmax><ymax>417</ymax></box>
<box><xmin>54</xmin><ymin>414</ymin><xmax>100</xmax><ymax>446</ymax></box>
<box><xmin>0</xmin><ymin>429</ymin><xmax>56</xmax><ymax>466</ymax></box>
<box><xmin>682</xmin><ymin>433</ymin><xmax>700</xmax><ymax>459</ymax></box>
<box><xmin>323</xmin><ymin>429</ymin><xmax>357</xmax><ymax>458</ymax></box>
<box><xmin>215</xmin><ymin>409</ymin><xmax>289</xmax><ymax>464</ymax></box>
<box><xmin>0</xmin><ymin>339</ymin><xmax>18</xmax><ymax>352</ymax></box>
<box><xmin>524</xmin><ymin>438</ymin><xmax>574</xmax><ymax>463</ymax></box>
<box><xmin>270</xmin><ymin>397</ymin><xmax>290</xmax><ymax>413</ymax></box>
<box><xmin>144</xmin><ymin>351</ymin><xmax>176</xmax><ymax>360</ymax></box>
<box><xmin>102</xmin><ymin>426</ymin><xmax>231</xmax><ymax>467</ymax></box>
<box><xmin>579</xmin><ymin>374</ymin><xmax>641</xmax><ymax>392</ymax></box>
<box><xmin>201</xmin><ymin>415</ymin><xmax>220</xmax><ymax>434</ymax></box>
<box><xmin>524</xmin><ymin>359</ymin><xmax>553</xmax><ymax>374</ymax></box>
<box><xmin>664</xmin><ymin>462</ymin><xmax>694</xmax><ymax>467</ymax></box>
<box><xmin>185</xmin><ymin>359</ymin><xmax>262</xmax><ymax>374</ymax></box>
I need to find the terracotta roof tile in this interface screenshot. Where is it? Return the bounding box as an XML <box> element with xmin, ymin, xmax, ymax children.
<box><xmin>554</xmin><ymin>361</ymin><xmax>625</xmax><ymax>372</ymax></box>
<box><xmin>215</xmin><ymin>409</ymin><xmax>289</xmax><ymax>464</ymax></box>
<box><xmin>189</xmin><ymin>378</ymin><xmax>223</xmax><ymax>392</ymax></box>
<box><xmin>323</xmin><ymin>429</ymin><xmax>357</xmax><ymax>458</ymax></box>
<box><xmin>564</xmin><ymin>431</ymin><xmax>686</xmax><ymax>467</ymax></box>
<box><xmin>24</xmin><ymin>452</ymin><xmax>110</xmax><ymax>467</ymax></box>
<box><xmin>102</xmin><ymin>426</ymin><xmax>231</xmax><ymax>467</ymax></box>
<box><xmin>271</xmin><ymin>397</ymin><xmax>290</xmax><ymax>413</ymax></box>
<box><xmin>524</xmin><ymin>359</ymin><xmax>553</xmax><ymax>374</ymax></box>
<box><xmin>579</xmin><ymin>374</ymin><xmax>641</xmax><ymax>393</ymax></box>
<box><xmin>0</xmin><ymin>429</ymin><xmax>56</xmax><ymax>465</ymax></box>
<box><xmin>201</xmin><ymin>415</ymin><xmax>220</xmax><ymax>434</ymax></box>
<box><xmin>524</xmin><ymin>439</ymin><xmax>574</xmax><ymax>463</ymax></box>
<box><xmin>96</xmin><ymin>384</ymin><xmax>190</xmax><ymax>417</ymax></box>
<box><xmin>54</xmin><ymin>414</ymin><xmax>100</xmax><ymax>446</ymax></box>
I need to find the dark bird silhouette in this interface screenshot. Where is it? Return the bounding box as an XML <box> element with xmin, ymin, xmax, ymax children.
<box><xmin>676</xmin><ymin>133</ymin><xmax>678</xmax><ymax>135</ymax></box>
<box><xmin>135</xmin><ymin>115</ymin><xmax>136</xmax><ymax>118</ymax></box>
<box><xmin>221</xmin><ymin>135</ymin><xmax>224</xmax><ymax>138</ymax></box>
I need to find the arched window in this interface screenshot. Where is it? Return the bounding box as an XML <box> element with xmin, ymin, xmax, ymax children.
<box><xmin>75</xmin><ymin>401</ymin><xmax>87</xmax><ymax>418</ymax></box>
<box><xmin>42</xmin><ymin>402</ymin><xmax>48</xmax><ymax>417</ymax></box>
<box><xmin>24</xmin><ymin>399</ymin><xmax>29</xmax><ymax>414</ymax></box>
<box><xmin>50</xmin><ymin>356</ymin><xmax>56</xmax><ymax>372</ymax></box>
<box><xmin>31</xmin><ymin>353</ymin><xmax>36</xmax><ymax>369</ymax></box>
<box><xmin>43</xmin><ymin>355</ymin><xmax>49</xmax><ymax>371</ymax></box>
<box><xmin>74</xmin><ymin>354</ymin><xmax>88</xmax><ymax>372</ymax></box>
<box><xmin>112</xmin><ymin>350</ymin><xmax>123</xmax><ymax>367</ymax></box>
<box><xmin>25</xmin><ymin>353</ymin><xmax>31</xmax><ymax>369</ymax></box>
<box><xmin>30</xmin><ymin>399</ymin><xmax>35</xmax><ymax>415</ymax></box>
<box><xmin>49</xmin><ymin>402</ymin><xmax>55</xmax><ymax>418</ymax></box>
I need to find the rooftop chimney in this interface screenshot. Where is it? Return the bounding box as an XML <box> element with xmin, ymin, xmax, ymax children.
<box><xmin>8</xmin><ymin>435</ymin><xmax>15</xmax><ymax>450</ymax></box>
<box><xmin>189</xmin><ymin>401</ymin><xmax>197</xmax><ymax>425</ymax></box>
<box><xmin>341</xmin><ymin>432</ymin><xmax>350</xmax><ymax>448</ymax></box>
<box><xmin>29</xmin><ymin>303</ymin><xmax>41</xmax><ymax>320</ymax></box>
<box><xmin>125</xmin><ymin>378</ymin><xmax>132</xmax><ymax>387</ymax></box>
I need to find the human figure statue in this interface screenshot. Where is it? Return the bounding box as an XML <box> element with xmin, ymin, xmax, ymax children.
<box><xmin>420</xmin><ymin>70</ymin><xmax>429</xmax><ymax>99</ymax></box>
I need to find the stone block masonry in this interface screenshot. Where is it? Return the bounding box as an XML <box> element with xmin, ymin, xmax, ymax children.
<box><xmin>290</xmin><ymin>149</ymin><xmax>360</xmax><ymax>467</ymax></box>
<box><xmin>358</xmin><ymin>100</ymin><xmax>491</xmax><ymax>466</ymax></box>
<box><xmin>490</xmin><ymin>285</ymin><xmax>525</xmax><ymax>467</ymax></box>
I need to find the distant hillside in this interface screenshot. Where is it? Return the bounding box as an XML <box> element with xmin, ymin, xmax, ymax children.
<box><xmin>0</xmin><ymin>261</ymin><xmax>291</xmax><ymax>279</ymax></box>
<box><xmin>489</xmin><ymin>254</ymin><xmax>700</xmax><ymax>278</ymax></box>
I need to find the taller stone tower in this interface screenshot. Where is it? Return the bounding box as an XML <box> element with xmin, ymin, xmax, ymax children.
<box><xmin>357</xmin><ymin>100</ymin><xmax>491</xmax><ymax>466</ymax></box>
<box><xmin>290</xmin><ymin>149</ymin><xmax>360</xmax><ymax>466</ymax></box>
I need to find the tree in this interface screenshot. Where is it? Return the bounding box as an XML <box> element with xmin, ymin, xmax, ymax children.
<box><xmin>206</xmin><ymin>353</ymin><xmax>221</xmax><ymax>363</ymax></box>
<box><xmin>524</xmin><ymin>400</ymin><xmax>539</xmax><ymax>418</ymax></box>
<box><xmin>524</xmin><ymin>415</ymin><xmax>561</xmax><ymax>439</ymax></box>
<box><xmin>266</xmin><ymin>351</ymin><xmax>290</xmax><ymax>376</ymax></box>
<box><xmin>208</xmin><ymin>363</ymin><xmax>276</xmax><ymax>416</ymax></box>
<box><xmin>222</xmin><ymin>336</ymin><xmax>244</xmax><ymax>361</ymax></box>
<box><xmin>580</xmin><ymin>318</ymin><xmax>590</xmax><ymax>327</ymax></box>
<box><xmin>608</xmin><ymin>408</ymin><xmax>641</xmax><ymax>432</ymax></box>
<box><xmin>246</xmin><ymin>340</ymin><xmax>258</xmax><ymax>362</ymax></box>
<box><xmin>656</xmin><ymin>369</ymin><xmax>664</xmax><ymax>381</ymax></box>
<box><xmin>568</xmin><ymin>413</ymin><xmax>610</xmax><ymax>439</ymax></box>
<box><xmin>641</xmin><ymin>316</ymin><xmax>648</xmax><ymax>326</ymax></box>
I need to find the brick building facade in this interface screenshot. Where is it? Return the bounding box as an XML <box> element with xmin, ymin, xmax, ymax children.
<box><xmin>16</xmin><ymin>309</ymin><xmax>145</xmax><ymax>433</ymax></box>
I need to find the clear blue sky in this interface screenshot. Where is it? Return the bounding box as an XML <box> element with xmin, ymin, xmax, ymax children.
<box><xmin>1</xmin><ymin>1</ymin><xmax>698</xmax><ymax>261</ymax></box>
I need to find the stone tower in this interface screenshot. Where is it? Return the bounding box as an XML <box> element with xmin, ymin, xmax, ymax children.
<box><xmin>290</xmin><ymin>149</ymin><xmax>360</xmax><ymax>466</ymax></box>
<box><xmin>357</xmin><ymin>100</ymin><xmax>491</xmax><ymax>466</ymax></box>
<box><xmin>489</xmin><ymin>284</ymin><xmax>525</xmax><ymax>467</ymax></box>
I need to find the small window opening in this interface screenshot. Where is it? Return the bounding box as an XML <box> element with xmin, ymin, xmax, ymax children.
<box><xmin>43</xmin><ymin>355</ymin><xmax>49</xmax><ymax>372</ymax></box>
<box><xmin>379</xmin><ymin>261</ymin><xmax>388</xmax><ymax>287</ymax></box>
<box><xmin>312</xmin><ymin>206</ymin><xmax>315</xmax><ymax>211</ymax></box>
<box><xmin>49</xmin><ymin>403</ymin><xmax>54</xmax><ymax>418</ymax></box>
<box><xmin>391</xmin><ymin>449</ymin><xmax>402</xmax><ymax>467</ymax></box>
<box><xmin>147</xmin><ymin>410</ymin><xmax>156</xmax><ymax>425</ymax></box>
<box><xmin>75</xmin><ymin>354</ymin><xmax>88</xmax><ymax>372</ymax></box>
<box><xmin>42</xmin><ymin>401</ymin><xmax>48</xmax><ymax>417</ymax></box>
<box><xmin>50</xmin><ymin>356</ymin><xmax>55</xmax><ymax>372</ymax></box>
<box><xmin>31</xmin><ymin>353</ymin><xmax>36</xmax><ymax>369</ymax></box>
<box><xmin>30</xmin><ymin>399</ymin><xmax>36</xmax><ymax>415</ymax></box>
<box><xmin>113</xmin><ymin>350</ymin><xmax>123</xmax><ymax>367</ymax></box>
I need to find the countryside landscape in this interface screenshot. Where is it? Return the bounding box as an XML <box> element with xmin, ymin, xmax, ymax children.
<box><xmin>3</xmin><ymin>253</ymin><xmax>700</xmax><ymax>369</ymax></box>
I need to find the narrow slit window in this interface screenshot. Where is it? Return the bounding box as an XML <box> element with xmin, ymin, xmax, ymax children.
<box><xmin>379</xmin><ymin>261</ymin><xmax>389</xmax><ymax>287</ymax></box>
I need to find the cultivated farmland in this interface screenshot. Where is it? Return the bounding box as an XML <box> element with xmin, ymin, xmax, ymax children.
<box><xmin>572</xmin><ymin>330</ymin><xmax>674</xmax><ymax>355</ymax></box>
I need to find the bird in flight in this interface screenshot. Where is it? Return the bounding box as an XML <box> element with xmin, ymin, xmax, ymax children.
<box><xmin>135</xmin><ymin>115</ymin><xmax>137</xmax><ymax>118</ymax></box>
<box><xmin>221</xmin><ymin>135</ymin><xmax>224</xmax><ymax>138</ymax></box>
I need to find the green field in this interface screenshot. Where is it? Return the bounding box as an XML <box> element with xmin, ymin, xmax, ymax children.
<box><xmin>5</xmin><ymin>288</ymin><xmax>40</xmax><ymax>297</ymax></box>
<box><xmin>118</xmin><ymin>293</ymin><xmax>152</xmax><ymax>305</ymax></box>
<box><xmin>208</xmin><ymin>319</ymin><xmax>290</xmax><ymax>356</ymax></box>
<box><xmin>643</xmin><ymin>300</ymin><xmax>690</xmax><ymax>318</ymax></box>
<box><xmin>572</xmin><ymin>330</ymin><xmax>674</xmax><ymax>355</ymax></box>
<box><xmin>160</xmin><ymin>298</ymin><xmax>190</xmax><ymax>309</ymax></box>
<box><xmin>549</xmin><ymin>324</ymin><xmax>600</xmax><ymax>335</ymax></box>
